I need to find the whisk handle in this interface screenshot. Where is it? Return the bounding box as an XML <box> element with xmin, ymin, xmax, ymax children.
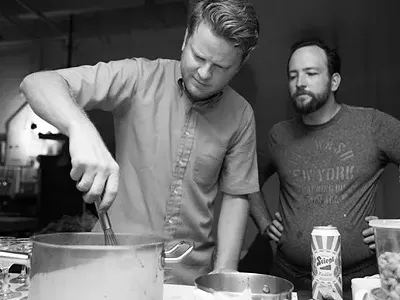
<box><xmin>94</xmin><ymin>199</ymin><xmax>112</xmax><ymax>231</ymax></box>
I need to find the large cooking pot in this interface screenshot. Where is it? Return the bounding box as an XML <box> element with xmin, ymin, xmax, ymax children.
<box><xmin>0</xmin><ymin>232</ymin><xmax>193</xmax><ymax>300</ymax></box>
<box><xmin>195</xmin><ymin>272</ymin><xmax>294</xmax><ymax>299</ymax></box>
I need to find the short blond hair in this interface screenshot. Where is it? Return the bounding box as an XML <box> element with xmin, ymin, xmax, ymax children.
<box><xmin>187</xmin><ymin>0</ymin><xmax>259</xmax><ymax>60</ymax></box>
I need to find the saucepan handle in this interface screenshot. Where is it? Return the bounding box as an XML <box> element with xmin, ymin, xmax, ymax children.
<box><xmin>163</xmin><ymin>241</ymin><xmax>194</xmax><ymax>264</ymax></box>
<box><xmin>0</xmin><ymin>250</ymin><xmax>30</xmax><ymax>267</ymax></box>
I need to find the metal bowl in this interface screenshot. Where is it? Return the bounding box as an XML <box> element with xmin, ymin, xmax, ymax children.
<box><xmin>195</xmin><ymin>272</ymin><xmax>294</xmax><ymax>299</ymax></box>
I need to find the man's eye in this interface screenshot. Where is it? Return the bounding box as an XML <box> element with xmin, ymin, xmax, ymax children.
<box><xmin>307</xmin><ymin>72</ymin><xmax>317</xmax><ymax>76</ymax></box>
<box><xmin>194</xmin><ymin>55</ymin><xmax>204</xmax><ymax>61</ymax></box>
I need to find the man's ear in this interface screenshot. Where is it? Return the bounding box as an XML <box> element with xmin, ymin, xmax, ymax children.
<box><xmin>331</xmin><ymin>73</ymin><xmax>341</xmax><ymax>92</ymax></box>
<box><xmin>182</xmin><ymin>29</ymin><xmax>189</xmax><ymax>52</ymax></box>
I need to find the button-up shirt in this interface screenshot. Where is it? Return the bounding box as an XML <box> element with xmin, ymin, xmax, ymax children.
<box><xmin>56</xmin><ymin>57</ymin><xmax>259</xmax><ymax>284</ymax></box>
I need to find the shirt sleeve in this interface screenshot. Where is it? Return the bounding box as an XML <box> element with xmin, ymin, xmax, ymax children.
<box><xmin>372</xmin><ymin>109</ymin><xmax>400</xmax><ymax>166</ymax></box>
<box><xmin>55</xmin><ymin>58</ymin><xmax>139</xmax><ymax>111</ymax></box>
<box><xmin>219</xmin><ymin>104</ymin><xmax>260</xmax><ymax>195</ymax></box>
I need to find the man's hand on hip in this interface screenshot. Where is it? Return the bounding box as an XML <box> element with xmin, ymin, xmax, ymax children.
<box><xmin>264</xmin><ymin>212</ymin><xmax>284</xmax><ymax>243</ymax></box>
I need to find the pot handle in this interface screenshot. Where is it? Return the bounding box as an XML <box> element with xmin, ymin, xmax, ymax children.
<box><xmin>0</xmin><ymin>250</ymin><xmax>30</xmax><ymax>268</ymax></box>
<box><xmin>164</xmin><ymin>241</ymin><xmax>194</xmax><ymax>264</ymax></box>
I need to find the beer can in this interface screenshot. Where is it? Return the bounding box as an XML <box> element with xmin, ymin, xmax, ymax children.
<box><xmin>311</xmin><ymin>225</ymin><xmax>342</xmax><ymax>300</ymax></box>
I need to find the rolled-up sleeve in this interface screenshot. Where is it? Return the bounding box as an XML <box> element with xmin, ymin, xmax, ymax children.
<box><xmin>55</xmin><ymin>58</ymin><xmax>139</xmax><ymax>111</ymax></box>
<box><xmin>219</xmin><ymin>104</ymin><xmax>259</xmax><ymax>195</ymax></box>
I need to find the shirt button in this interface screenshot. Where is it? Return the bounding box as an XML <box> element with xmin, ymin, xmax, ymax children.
<box><xmin>185</xmin><ymin>131</ymin><xmax>190</xmax><ymax>136</ymax></box>
<box><xmin>179</xmin><ymin>160</ymin><xmax>185</xmax><ymax>166</ymax></box>
<box><xmin>169</xmin><ymin>216</ymin><xmax>178</xmax><ymax>224</ymax></box>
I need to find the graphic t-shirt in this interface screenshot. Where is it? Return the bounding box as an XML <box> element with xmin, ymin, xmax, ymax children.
<box><xmin>259</xmin><ymin>104</ymin><xmax>400</xmax><ymax>273</ymax></box>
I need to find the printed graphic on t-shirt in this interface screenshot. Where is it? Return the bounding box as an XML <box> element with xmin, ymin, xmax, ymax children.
<box><xmin>286</xmin><ymin>138</ymin><xmax>355</xmax><ymax>205</ymax></box>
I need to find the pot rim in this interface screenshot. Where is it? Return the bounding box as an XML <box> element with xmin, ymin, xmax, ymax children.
<box><xmin>30</xmin><ymin>232</ymin><xmax>168</xmax><ymax>251</ymax></box>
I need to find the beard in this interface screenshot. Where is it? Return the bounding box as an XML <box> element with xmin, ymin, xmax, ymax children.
<box><xmin>291</xmin><ymin>83</ymin><xmax>331</xmax><ymax>115</ymax></box>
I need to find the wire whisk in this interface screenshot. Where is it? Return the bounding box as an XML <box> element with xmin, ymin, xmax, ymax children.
<box><xmin>94</xmin><ymin>198</ymin><xmax>118</xmax><ymax>246</ymax></box>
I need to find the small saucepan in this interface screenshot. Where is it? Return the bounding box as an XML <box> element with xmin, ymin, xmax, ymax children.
<box><xmin>195</xmin><ymin>272</ymin><xmax>294</xmax><ymax>299</ymax></box>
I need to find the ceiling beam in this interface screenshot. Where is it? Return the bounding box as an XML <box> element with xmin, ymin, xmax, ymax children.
<box><xmin>0</xmin><ymin>1</ymin><xmax>188</xmax><ymax>46</ymax></box>
<box><xmin>14</xmin><ymin>0</ymin><xmax>67</xmax><ymax>39</ymax></box>
<box><xmin>0</xmin><ymin>12</ymin><xmax>38</xmax><ymax>40</ymax></box>
<box><xmin>1</xmin><ymin>0</ymin><xmax>147</xmax><ymax>20</ymax></box>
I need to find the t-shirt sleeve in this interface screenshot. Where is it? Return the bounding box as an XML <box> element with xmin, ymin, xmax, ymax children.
<box><xmin>219</xmin><ymin>104</ymin><xmax>260</xmax><ymax>195</ymax></box>
<box><xmin>55</xmin><ymin>58</ymin><xmax>139</xmax><ymax>111</ymax></box>
<box><xmin>372</xmin><ymin>109</ymin><xmax>400</xmax><ymax>166</ymax></box>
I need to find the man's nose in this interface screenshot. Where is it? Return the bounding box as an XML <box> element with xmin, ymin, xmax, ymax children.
<box><xmin>198</xmin><ymin>63</ymin><xmax>212</xmax><ymax>80</ymax></box>
<box><xmin>296</xmin><ymin>74</ymin><xmax>306</xmax><ymax>88</ymax></box>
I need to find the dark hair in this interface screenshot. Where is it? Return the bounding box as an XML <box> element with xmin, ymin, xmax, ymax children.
<box><xmin>287</xmin><ymin>39</ymin><xmax>341</xmax><ymax>76</ymax></box>
<box><xmin>187</xmin><ymin>0</ymin><xmax>259</xmax><ymax>60</ymax></box>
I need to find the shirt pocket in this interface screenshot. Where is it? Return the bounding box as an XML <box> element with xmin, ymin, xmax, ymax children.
<box><xmin>193</xmin><ymin>144</ymin><xmax>226</xmax><ymax>188</ymax></box>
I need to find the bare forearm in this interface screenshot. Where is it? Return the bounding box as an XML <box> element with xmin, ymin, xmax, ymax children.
<box><xmin>214</xmin><ymin>194</ymin><xmax>249</xmax><ymax>271</ymax></box>
<box><xmin>249</xmin><ymin>191</ymin><xmax>273</xmax><ymax>234</ymax></box>
<box><xmin>21</xmin><ymin>71</ymin><xmax>119</xmax><ymax>212</ymax></box>
<box><xmin>20</xmin><ymin>71</ymin><xmax>92</xmax><ymax>136</ymax></box>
